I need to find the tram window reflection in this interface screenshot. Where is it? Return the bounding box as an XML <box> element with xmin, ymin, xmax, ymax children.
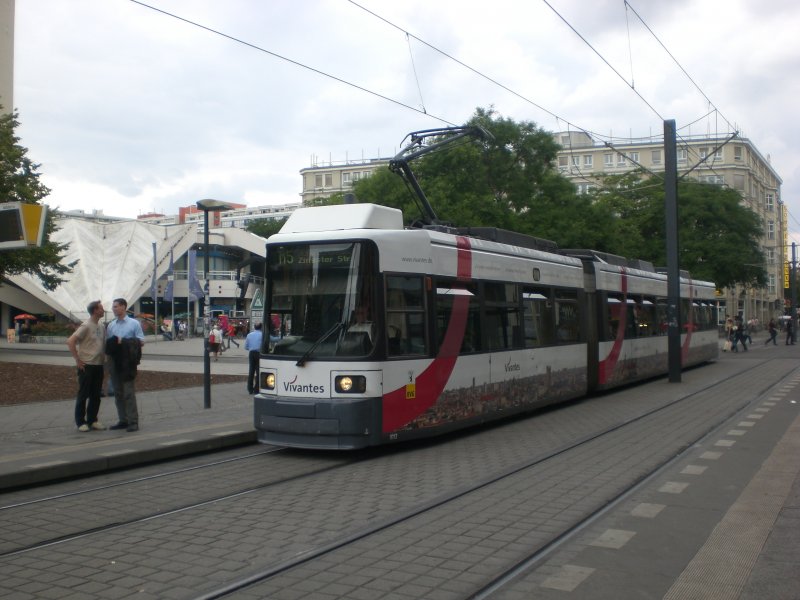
<box><xmin>386</xmin><ymin>275</ymin><xmax>428</xmax><ymax>356</ymax></box>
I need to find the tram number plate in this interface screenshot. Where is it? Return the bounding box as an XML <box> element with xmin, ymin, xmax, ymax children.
<box><xmin>405</xmin><ymin>383</ymin><xmax>416</xmax><ymax>400</ymax></box>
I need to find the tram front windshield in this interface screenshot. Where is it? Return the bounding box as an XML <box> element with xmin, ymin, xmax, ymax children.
<box><xmin>266</xmin><ymin>241</ymin><xmax>378</xmax><ymax>359</ymax></box>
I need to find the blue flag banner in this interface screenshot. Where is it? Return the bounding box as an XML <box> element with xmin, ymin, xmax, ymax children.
<box><xmin>164</xmin><ymin>249</ymin><xmax>174</xmax><ymax>302</ymax></box>
<box><xmin>188</xmin><ymin>249</ymin><xmax>204</xmax><ymax>301</ymax></box>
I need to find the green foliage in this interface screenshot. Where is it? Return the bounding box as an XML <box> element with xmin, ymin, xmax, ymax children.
<box><xmin>246</xmin><ymin>217</ymin><xmax>287</xmax><ymax>239</ymax></box>
<box><xmin>0</xmin><ymin>109</ymin><xmax>72</xmax><ymax>290</ymax></box>
<box><xmin>354</xmin><ymin>107</ymin><xmax>597</xmax><ymax>247</ymax></box>
<box><xmin>353</xmin><ymin>107</ymin><xmax>766</xmax><ymax>289</ymax></box>
<box><xmin>589</xmin><ymin>174</ymin><xmax>766</xmax><ymax>288</ymax></box>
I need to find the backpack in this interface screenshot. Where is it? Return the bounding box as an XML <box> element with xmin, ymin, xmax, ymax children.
<box><xmin>209</xmin><ymin>332</ymin><xmax>216</xmax><ymax>344</ymax></box>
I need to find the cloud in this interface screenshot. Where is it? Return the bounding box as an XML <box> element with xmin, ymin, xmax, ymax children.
<box><xmin>11</xmin><ymin>0</ymin><xmax>800</xmax><ymax>238</ymax></box>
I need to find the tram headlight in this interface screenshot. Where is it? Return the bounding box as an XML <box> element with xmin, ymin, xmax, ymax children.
<box><xmin>335</xmin><ymin>375</ymin><xmax>366</xmax><ymax>394</ymax></box>
<box><xmin>261</xmin><ymin>372</ymin><xmax>276</xmax><ymax>391</ymax></box>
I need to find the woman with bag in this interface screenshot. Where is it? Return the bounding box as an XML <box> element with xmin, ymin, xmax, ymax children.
<box><xmin>209</xmin><ymin>322</ymin><xmax>222</xmax><ymax>361</ymax></box>
<box><xmin>723</xmin><ymin>317</ymin><xmax>733</xmax><ymax>352</ymax></box>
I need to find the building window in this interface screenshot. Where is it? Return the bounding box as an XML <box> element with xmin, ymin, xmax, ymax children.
<box><xmin>766</xmin><ymin>248</ymin><xmax>776</xmax><ymax>265</ymax></box>
<box><xmin>699</xmin><ymin>175</ymin><xmax>724</xmax><ymax>185</ymax></box>
<box><xmin>325</xmin><ymin>173</ymin><xmax>333</xmax><ymax>187</ymax></box>
<box><xmin>571</xmin><ymin>155</ymin><xmax>580</xmax><ymax>168</ymax></box>
<box><xmin>699</xmin><ymin>147</ymin><xmax>708</xmax><ymax>159</ymax></box>
<box><xmin>768</xmin><ymin>220</ymin><xmax>775</xmax><ymax>240</ymax></box>
<box><xmin>768</xmin><ymin>274</ymin><xmax>776</xmax><ymax>295</ymax></box>
<box><xmin>583</xmin><ymin>155</ymin><xmax>593</xmax><ymax>168</ymax></box>
<box><xmin>558</xmin><ymin>156</ymin><xmax>568</xmax><ymax>170</ymax></box>
<box><xmin>733</xmin><ymin>174</ymin><xmax>745</xmax><ymax>190</ymax></box>
<box><xmin>766</xmin><ymin>193</ymin><xmax>774</xmax><ymax>211</ymax></box>
<box><xmin>677</xmin><ymin>148</ymin><xmax>687</xmax><ymax>162</ymax></box>
<box><xmin>734</xmin><ymin>146</ymin><xmax>742</xmax><ymax>160</ymax></box>
<box><xmin>342</xmin><ymin>172</ymin><xmax>351</xmax><ymax>186</ymax></box>
<box><xmin>713</xmin><ymin>148</ymin><xmax>722</xmax><ymax>160</ymax></box>
<box><xmin>604</xmin><ymin>153</ymin><xmax>614</xmax><ymax>167</ymax></box>
<box><xmin>314</xmin><ymin>174</ymin><xmax>323</xmax><ymax>188</ymax></box>
<box><xmin>616</xmin><ymin>154</ymin><xmax>627</xmax><ymax>167</ymax></box>
<box><xmin>629</xmin><ymin>151</ymin><xmax>639</xmax><ymax>164</ymax></box>
<box><xmin>576</xmin><ymin>183</ymin><xmax>596</xmax><ymax>195</ymax></box>
<box><xmin>651</xmin><ymin>150</ymin><xmax>661</xmax><ymax>165</ymax></box>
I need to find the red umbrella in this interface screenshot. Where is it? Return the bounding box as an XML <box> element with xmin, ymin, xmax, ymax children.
<box><xmin>13</xmin><ymin>314</ymin><xmax>37</xmax><ymax>321</ymax></box>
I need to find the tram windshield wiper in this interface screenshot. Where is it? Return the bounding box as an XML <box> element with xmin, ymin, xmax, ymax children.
<box><xmin>296</xmin><ymin>321</ymin><xmax>344</xmax><ymax>367</ymax></box>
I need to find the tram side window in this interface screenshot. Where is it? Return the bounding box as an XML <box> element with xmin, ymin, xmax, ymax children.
<box><xmin>522</xmin><ymin>289</ymin><xmax>555</xmax><ymax>347</ymax></box>
<box><xmin>684</xmin><ymin>299</ymin><xmax>702</xmax><ymax>332</ymax></box>
<box><xmin>699</xmin><ymin>303</ymin><xmax>714</xmax><ymax>330</ymax></box>
<box><xmin>701</xmin><ymin>302</ymin><xmax>714</xmax><ymax>330</ymax></box>
<box><xmin>436</xmin><ymin>281</ymin><xmax>480</xmax><ymax>353</ymax></box>
<box><xmin>637</xmin><ymin>297</ymin><xmax>657</xmax><ymax>336</ymax></box>
<box><xmin>386</xmin><ymin>275</ymin><xmax>428</xmax><ymax>356</ymax></box>
<box><xmin>606</xmin><ymin>294</ymin><xmax>637</xmax><ymax>339</ymax></box>
<box><xmin>484</xmin><ymin>282</ymin><xmax>520</xmax><ymax>350</ymax></box>
<box><xmin>656</xmin><ymin>299</ymin><xmax>669</xmax><ymax>334</ymax></box>
<box><xmin>555</xmin><ymin>290</ymin><xmax>580</xmax><ymax>343</ymax></box>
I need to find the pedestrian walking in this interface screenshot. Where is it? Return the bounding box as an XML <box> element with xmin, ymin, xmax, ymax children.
<box><xmin>106</xmin><ymin>298</ymin><xmax>144</xmax><ymax>432</ymax></box>
<box><xmin>66</xmin><ymin>300</ymin><xmax>107</xmax><ymax>432</ymax></box>
<box><xmin>209</xmin><ymin>322</ymin><xmax>223</xmax><ymax>361</ymax></box>
<box><xmin>786</xmin><ymin>318</ymin><xmax>795</xmax><ymax>345</ymax></box>
<box><xmin>227</xmin><ymin>322</ymin><xmax>240</xmax><ymax>348</ymax></box>
<box><xmin>766</xmin><ymin>318</ymin><xmax>778</xmax><ymax>346</ymax></box>
<box><xmin>218</xmin><ymin>313</ymin><xmax>229</xmax><ymax>352</ymax></box>
<box><xmin>245</xmin><ymin>322</ymin><xmax>263</xmax><ymax>394</ymax></box>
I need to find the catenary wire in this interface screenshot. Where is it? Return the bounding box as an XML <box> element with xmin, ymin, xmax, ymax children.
<box><xmin>624</xmin><ymin>0</ymin><xmax>735</xmax><ymax>133</ymax></box>
<box><xmin>128</xmin><ymin>0</ymin><xmax>456</xmax><ymax>127</ymax></box>
<box><xmin>129</xmin><ymin>0</ymin><xmax>784</xmax><ymax>226</ymax></box>
<box><xmin>540</xmin><ymin>0</ymin><xmax>664</xmax><ymax>121</ymax></box>
<box><xmin>346</xmin><ymin>0</ymin><xmax>611</xmax><ymax>143</ymax></box>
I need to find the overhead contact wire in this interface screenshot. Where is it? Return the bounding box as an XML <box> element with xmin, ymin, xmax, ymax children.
<box><xmin>128</xmin><ymin>0</ymin><xmax>456</xmax><ymax>126</ymax></box>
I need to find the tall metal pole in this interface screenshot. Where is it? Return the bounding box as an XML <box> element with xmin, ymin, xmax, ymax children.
<box><xmin>664</xmin><ymin>119</ymin><xmax>681</xmax><ymax>382</ymax></box>
<box><xmin>196</xmin><ymin>199</ymin><xmax>232</xmax><ymax>409</ymax></box>
<box><xmin>152</xmin><ymin>241</ymin><xmax>159</xmax><ymax>344</ymax></box>
<box><xmin>792</xmin><ymin>242</ymin><xmax>797</xmax><ymax>344</ymax></box>
<box><xmin>203</xmin><ymin>209</ymin><xmax>211</xmax><ymax>409</ymax></box>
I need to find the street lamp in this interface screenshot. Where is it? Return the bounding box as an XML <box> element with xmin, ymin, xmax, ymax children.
<box><xmin>196</xmin><ymin>199</ymin><xmax>233</xmax><ymax>409</ymax></box>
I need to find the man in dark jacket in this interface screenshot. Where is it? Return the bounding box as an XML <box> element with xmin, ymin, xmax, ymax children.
<box><xmin>106</xmin><ymin>298</ymin><xmax>144</xmax><ymax>432</ymax></box>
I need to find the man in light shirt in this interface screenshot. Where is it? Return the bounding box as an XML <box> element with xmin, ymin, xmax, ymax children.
<box><xmin>66</xmin><ymin>300</ymin><xmax>106</xmax><ymax>432</ymax></box>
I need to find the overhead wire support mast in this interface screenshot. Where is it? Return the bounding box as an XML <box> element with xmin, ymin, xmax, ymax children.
<box><xmin>389</xmin><ymin>126</ymin><xmax>492</xmax><ymax>226</ymax></box>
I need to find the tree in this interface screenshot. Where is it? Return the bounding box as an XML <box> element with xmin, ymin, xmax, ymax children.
<box><xmin>246</xmin><ymin>217</ymin><xmax>287</xmax><ymax>239</ymax></box>
<box><xmin>590</xmin><ymin>174</ymin><xmax>766</xmax><ymax>289</ymax></box>
<box><xmin>0</xmin><ymin>109</ymin><xmax>72</xmax><ymax>290</ymax></box>
<box><xmin>353</xmin><ymin>107</ymin><xmax>604</xmax><ymax>247</ymax></box>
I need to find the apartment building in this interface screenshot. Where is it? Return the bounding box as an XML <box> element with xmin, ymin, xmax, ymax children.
<box><xmin>137</xmin><ymin>202</ymin><xmax>300</xmax><ymax>232</ymax></box>
<box><xmin>299</xmin><ymin>158</ymin><xmax>390</xmax><ymax>204</ymax></box>
<box><xmin>555</xmin><ymin>131</ymin><xmax>783</xmax><ymax>324</ymax></box>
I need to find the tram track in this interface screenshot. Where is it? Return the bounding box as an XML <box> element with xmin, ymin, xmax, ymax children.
<box><xmin>0</xmin><ymin>447</ymin><xmax>360</xmax><ymax>557</ymax></box>
<box><xmin>0</xmin><ymin>447</ymin><xmax>282</xmax><ymax>511</ymax></box>
<box><xmin>191</xmin><ymin>360</ymin><xmax>783</xmax><ymax>599</ymax></box>
<box><xmin>1</xmin><ymin>357</ymin><xmax>792</xmax><ymax>600</ymax></box>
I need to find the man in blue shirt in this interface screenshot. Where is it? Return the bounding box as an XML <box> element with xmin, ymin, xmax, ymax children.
<box><xmin>106</xmin><ymin>298</ymin><xmax>145</xmax><ymax>432</ymax></box>
<box><xmin>244</xmin><ymin>322</ymin><xmax>263</xmax><ymax>394</ymax></box>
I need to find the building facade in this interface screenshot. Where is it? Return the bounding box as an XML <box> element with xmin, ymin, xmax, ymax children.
<box><xmin>137</xmin><ymin>202</ymin><xmax>300</xmax><ymax>232</ymax></box>
<box><xmin>555</xmin><ymin>131</ymin><xmax>783</xmax><ymax>325</ymax></box>
<box><xmin>299</xmin><ymin>158</ymin><xmax>389</xmax><ymax>204</ymax></box>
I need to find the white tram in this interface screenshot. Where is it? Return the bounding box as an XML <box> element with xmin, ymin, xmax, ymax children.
<box><xmin>253</xmin><ymin>203</ymin><xmax>718</xmax><ymax>449</ymax></box>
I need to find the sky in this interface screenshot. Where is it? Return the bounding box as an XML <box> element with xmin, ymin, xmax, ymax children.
<box><xmin>11</xmin><ymin>0</ymin><xmax>800</xmax><ymax>237</ymax></box>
